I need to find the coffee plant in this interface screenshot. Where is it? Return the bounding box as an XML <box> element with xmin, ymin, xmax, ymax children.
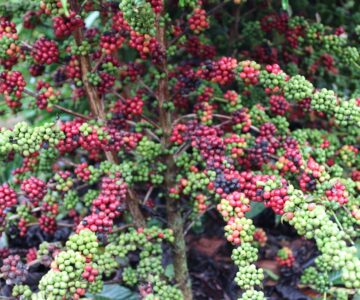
<box><xmin>0</xmin><ymin>0</ymin><xmax>359</xmax><ymax>299</ymax></box>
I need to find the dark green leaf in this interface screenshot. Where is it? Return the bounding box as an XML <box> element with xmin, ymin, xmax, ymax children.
<box><xmin>246</xmin><ymin>202</ymin><xmax>265</xmax><ymax>218</ymax></box>
<box><xmin>86</xmin><ymin>284</ymin><xmax>138</xmax><ymax>300</ymax></box>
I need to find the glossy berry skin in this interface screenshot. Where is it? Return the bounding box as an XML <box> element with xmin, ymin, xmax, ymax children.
<box><xmin>237</xmin><ymin>60</ymin><xmax>261</xmax><ymax>86</ymax></box>
<box><xmin>0</xmin><ymin>71</ymin><xmax>26</xmax><ymax>109</ymax></box>
<box><xmin>31</xmin><ymin>37</ymin><xmax>59</xmax><ymax>65</ymax></box>
<box><xmin>269</xmin><ymin>95</ymin><xmax>289</xmax><ymax>115</ymax></box>
<box><xmin>188</xmin><ymin>8</ymin><xmax>209</xmax><ymax>34</ymax></box>
<box><xmin>21</xmin><ymin>177</ymin><xmax>47</xmax><ymax>206</ymax></box>
<box><xmin>52</xmin><ymin>12</ymin><xmax>84</xmax><ymax>38</ymax></box>
<box><xmin>0</xmin><ymin>184</ymin><xmax>17</xmax><ymax>213</ymax></box>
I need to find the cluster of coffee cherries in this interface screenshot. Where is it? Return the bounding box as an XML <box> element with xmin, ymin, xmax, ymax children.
<box><xmin>0</xmin><ymin>122</ymin><xmax>64</xmax><ymax>158</ymax></box>
<box><xmin>77</xmin><ymin>173</ymin><xmax>127</xmax><ymax>233</ymax></box>
<box><xmin>301</xmin><ymin>267</ymin><xmax>332</xmax><ymax>293</ymax></box>
<box><xmin>255</xmin><ymin>12</ymin><xmax>359</xmax><ymax>75</ymax></box>
<box><xmin>119</xmin><ymin>0</ymin><xmax>155</xmax><ymax>35</ymax></box>
<box><xmin>0</xmin><ymin>255</ymin><xmax>28</xmax><ymax>285</ymax></box>
<box><xmin>284</xmin><ymin>190</ymin><xmax>360</xmax><ymax>288</ymax></box>
<box><xmin>31</xmin><ymin>37</ymin><xmax>59</xmax><ymax>65</ymax></box>
<box><xmin>102</xmin><ymin>227</ymin><xmax>180</xmax><ymax>298</ymax></box>
<box><xmin>188</xmin><ymin>8</ymin><xmax>209</xmax><ymax>34</ymax></box>
<box><xmin>275</xmin><ymin>247</ymin><xmax>295</xmax><ymax>267</ymax></box>
<box><xmin>141</xmin><ymin>276</ymin><xmax>184</xmax><ymax>300</ymax></box>
<box><xmin>35</xmin><ymin>81</ymin><xmax>61</xmax><ymax>111</ymax></box>
<box><xmin>12</xmin><ymin>284</ymin><xmax>32</xmax><ymax>299</ymax></box>
<box><xmin>0</xmin><ymin>18</ymin><xmax>20</xmax><ymax>68</ymax></box>
<box><xmin>0</xmin><ymin>70</ymin><xmax>26</xmax><ymax>109</ymax></box>
<box><xmin>0</xmin><ymin>184</ymin><xmax>17</xmax><ymax>223</ymax></box>
<box><xmin>35</xmin><ymin>229</ymin><xmax>99</xmax><ymax>299</ymax></box>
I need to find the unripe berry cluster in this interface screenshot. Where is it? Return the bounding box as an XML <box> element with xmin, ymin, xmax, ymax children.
<box><xmin>284</xmin><ymin>75</ymin><xmax>313</xmax><ymax>101</ymax></box>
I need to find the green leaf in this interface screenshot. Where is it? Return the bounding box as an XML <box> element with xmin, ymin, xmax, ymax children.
<box><xmin>245</xmin><ymin>202</ymin><xmax>265</xmax><ymax>218</ymax></box>
<box><xmin>329</xmin><ymin>270</ymin><xmax>343</xmax><ymax>285</ymax></box>
<box><xmin>264</xmin><ymin>268</ymin><xmax>279</xmax><ymax>281</ymax></box>
<box><xmin>282</xmin><ymin>0</ymin><xmax>289</xmax><ymax>10</ymax></box>
<box><xmin>61</xmin><ymin>0</ymin><xmax>70</xmax><ymax>17</ymax></box>
<box><xmin>86</xmin><ymin>284</ymin><xmax>138</xmax><ymax>300</ymax></box>
<box><xmin>164</xmin><ymin>264</ymin><xmax>175</xmax><ymax>279</ymax></box>
<box><xmin>355</xmin><ymin>240</ymin><xmax>360</xmax><ymax>258</ymax></box>
<box><xmin>281</xmin><ymin>0</ymin><xmax>292</xmax><ymax>16</ymax></box>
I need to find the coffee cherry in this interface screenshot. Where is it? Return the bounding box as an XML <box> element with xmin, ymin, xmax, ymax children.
<box><xmin>0</xmin><ymin>70</ymin><xmax>26</xmax><ymax>110</ymax></box>
<box><xmin>119</xmin><ymin>0</ymin><xmax>155</xmax><ymax>35</ymax></box>
<box><xmin>236</xmin><ymin>60</ymin><xmax>261</xmax><ymax>86</ymax></box>
<box><xmin>66</xmin><ymin>229</ymin><xmax>98</xmax><ymax>257</ymax></box>
<box><xmin>235</xmin><ymin>264</ymin><xmax>264</xmax><ymax>290</ymax></box>
<box><xmin>122</xmin><ymin>267</ymin><xmax>138</xmax><ymax>286</ymax></box>
<box><xmin>1</xmin><ymin>255</ymin><xmax>28</xmax><ymax>285</ymax></box>
<box><xmin>259</xmin><ymin>64</ymin><xmax>287</xmax><ymax>94</ymax></box>
<box><xmin>26</xmin><ymin>248</ymin><xmax>37</xmax><ymax>264</ymax></box>
<box><xmin>63</xmin><ymin>190</ymin><xmax>79</xmax><ymax>210</ymax></box>
<box><xmin>217</xmin><ymin>192</ymin><xmax>250</xmax><ymax>220</ymax></box>
<box><xmin>0</xmin><ymin>184</ymin><xmax>17</xmax><ymax>213</ymax></box>
<box><xmin>0</xmin><ymin>19</ymin><xmax>20</xmax><ymax>64</ymax></box>
<box><xmin>31</xmin><ymin>37</ymin><xmax>59</xmax><ymax>65</ymax></box>
<box><xmin>93</xmin><ymin>251</ymin><xmax>118</xmax><ymax>277</ymax></box>
<box><xmin>184</xmin><ymin>36</ymin><xmax>216</xmax><ymax>59</ymax></box>
<box><xmin>12</xmin><ymin>284</ymin><xmax>32</xmax><ymax>299</ymax></box>
<box><xmin>325</xmin><ymin>181</ymin><xmax>348</xmax><ymax>205</ymax></box>
<box><xmin>311</xmin><ymin>88</ymin><xmax>337</xmax><ymax>113</ymax></box>
<box><xmin>21</xmin><ymin>177</ymin><xmax>47</xmax><ymax>206</ymax></box>
<box><xmin>197</xmin><ymin>57</ymin><xmax>237</xmax><ymax>85</ymax></box>
<box><xmin>188</xmin><ymin>8</ymin><xmax>209</xmax><ymax>34</ymax></box>
<box><xmin>147</xmin><ymin>0</ymin><xmax>163</xmax><ymax>13</ymax></box>
<box><xmin>301</xmin><ymin>267</ymin><xmax>331</xmax><ymax>293</ymax></box>
<box><xmin>39</xmin><ymin>0</ymin><xmax>64</xmax><ymax>15</ymax></box>
<box><xmin>224</xmin><ymin>217</ymin><xmax>255</xmax><ymax>245</ymax></box>
<box><xmin>284</xmin><ymin>75</ymin><xmax>313</xmax><ymax>101</ymax></box>
<box><xmin>275</xmin><ymin>247</ymin><xmax>295</xmax><ymax>267</ymax></box>
<box><xmin>35</xmin><ymin>80</ymin><xmax>61</xmax><ymax>110</ymax></box>
<box><xmin>269</xmin><ymin>95</ymin><xmax>289</xmax><ymax>116</ymax></box>
<box><xmin>82</xmin><ymin>264</ymin><xmax>99</xmax><ymax>282</ymax></box>
<box><xmin>100</xmin><ymin>32</ymin><xmax>125</xmax><ymax>54</ymax></box>
<box><xmin>334</xmin><ymin>98</ymin><xmax>360</xmax><ymax>127</ymax></box>
<box><xmin>52</xmin><ymin>12</ymin><xmax>84</xmax><ymax>38</ymax></box>
<box><xmin>232</xmin><ymin>243</ymin><xmax>258</xmax><ymax>267</ymax></box>
<box><xmin>112</xmin><ymin>11</ymin><xmax>131</xmax><ymax>32</ymax></box>
<box><xmin>88</xmin><ymin>278</ymin><xmax>103</xmax><ymax>294</ymax></box>
<box><xmin>240</xmin><ymin>290</ymin><xmax>266</xmax><ymax>300</ymax></box>
<box><xmin>39</xmin><ymin>214</ymin><xmax>57</xmax><ymax>234</ymax></box>
<box><xmin>253</xmin><ymin>228</ymin><xmax>267</xmax><ymax>247</ymax></box>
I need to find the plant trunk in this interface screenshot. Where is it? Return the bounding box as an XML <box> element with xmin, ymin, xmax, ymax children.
<box><xmin>155</xmin><ymin>14</ymin><xmax>193</xmax><ymax>300</ymax></box>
